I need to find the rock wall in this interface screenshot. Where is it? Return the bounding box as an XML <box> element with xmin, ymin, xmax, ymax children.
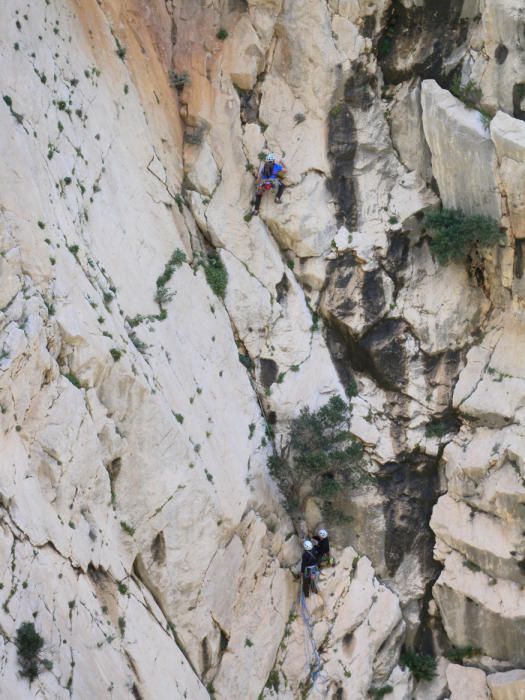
<box><xmin>1</xmin><ymin>0</ymin><xmax>525</xmax><ymax>698</ymax></box>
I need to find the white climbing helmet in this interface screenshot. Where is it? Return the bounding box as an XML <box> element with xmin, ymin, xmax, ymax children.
<box><xmin>303</xmin><ymin>540</ymin><xmax>313</xmax><ymax>551</ymax></box>
<box><xmin>318</xmin><ymin>529</ymin><xmax>328</xmax><ymax>539</ymax></box>
<box><xmin>265</xmin><ymin>152</ymin><xmax>276</xmax><ymax>162</ymax></box>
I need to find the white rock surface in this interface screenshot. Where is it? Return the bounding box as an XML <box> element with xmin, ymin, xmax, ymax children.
<box><xmin>3</xmin><ymin>0</ymin><xmax>525</xmax><ymax>696</ymax></box>
<box><xmin>487</xmin><ymin>669</ymin><xmax>525</xmax><ymax>700</ymax></box>
<box><xmin>447</xmin><ymin>663</ymin><xmax>489</xmax><ymax>700</ymax></box>
<box><xmin>421</xmin><ymin>79</ymin><xmax>501</xmax><ymax>219</ymax></box>
<box><xmin>491</xmin><ymin>111</ymin><xmax>525</xmax><ymax>239</ymax></box>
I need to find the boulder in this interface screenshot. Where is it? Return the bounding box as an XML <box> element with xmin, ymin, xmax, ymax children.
<box><xmin>469</xmin><ymin>0</ymin><xmax>525</xmax><ymax>117</ymax></box>
<box><xmin>487</xmin><ymin>669</ymin><xmax>525</xmax><ymax>700</ymax></box>
<box><xmin>433</xmin><ymin>551</ymin><xmax>525</xmax><ymax>666</ymax></box>
<box><xmin>491</xmin><ymin>111</ymin><xmax>525</xmax><ymax>239</ymax></box>
<box><xmin>322</xmin><ymin>253</ymin><xmax>394</xmax><ymax>336</ymax></box>
<box><xmin>431</xmin><ymin>495</ymin><xmax>525</xmax><ymax>584</ymax></box>
<box><xmin>454</xmin><ymin>316</ymin><xmax>525</xmax><ymax>426</ymax></box>
<box><xmin>396</xmin><ymin>241</ymin><xmax>490</xmax><ymax>354</ymax></box>
<box><xmin>390</xmin><ymin>80</ymin><xmax>432</xmax><ymax>183</ymax></box>
<box><xmin>263</xmin><ymin>172</ymin><xmax>337</xmax><ymax>257</ymax></box>
<box><xmin>421</xmin><ymin>80</ymin><xmax>501</xmax><ymax>219</ymax></box>
<box><xmin>447</xmin><ymin>663</ymin><xmax>489</xmax><ymax>700</ymax></box>
<box><xmin>186</xmin><ymin>140</ymin><xmax>221</xmax><ymax>196</ymax></box>
<box><xmin>221</xmin><ymin>15</ymin><xmax>264</xmax><ymax>90</ymax></box>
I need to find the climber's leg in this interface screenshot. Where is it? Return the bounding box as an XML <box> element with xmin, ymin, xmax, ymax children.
<box><xmin>302</xmin><ymin>574</ymin><xmax>310</xmax><ymax>598</ymax></box>
<box><xmin>252</xmin><ymin>193</ymin><xmax>262</xmax><ymax>215</ymax></box>
<box><xmin>275</xmin><ymin>181</ymin><xmax>285</xmax><ymax>203</ymax></box>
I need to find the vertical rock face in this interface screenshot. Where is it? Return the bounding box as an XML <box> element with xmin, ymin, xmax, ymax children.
<box><xmin>1</xmin><ymin>0</ymin><xmax>525</xmax><ymax>698</ymax></box>
<box><xmin>421</xmin><ymin>80</ymin><xmax>501</xmax><ymax>218</ymax></box>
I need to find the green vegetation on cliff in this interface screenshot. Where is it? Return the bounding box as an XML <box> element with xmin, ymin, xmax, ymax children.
<box><xmin>268</xmin><ymin>396</ymin><xmax>368</xmax><ymax>519</ymax></box>
<box><xmin>425</xmin><ymin>208</ymin><xmax>501</xmax><ymax>266</ymax></box>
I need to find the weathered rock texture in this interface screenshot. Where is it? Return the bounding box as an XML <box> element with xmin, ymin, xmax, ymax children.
<box><xmin>1</xmin><ymin>0</ymin><xmax>525</xmax><ymax>698</ymax></box>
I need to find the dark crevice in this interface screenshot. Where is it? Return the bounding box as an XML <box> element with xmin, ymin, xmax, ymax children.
<box><xmin>514</xmin><ymin>239</ymin><xmax>524</xmax><ymax>279</ymax></box>
<box><xmin>151</xmin><ymin>531</ymin><xmax>166</xmax><ymax>565</ymax></box>
<box><xmin>494</xmin><ymin>43</ymin><xmax>508</xmax><ymax>64</ymax></box>
<box><xmin>513</xmin><ymin>83</ymin><xmax>525</xmax><ymax>121</ymax></box>
<box><xmin>276</xmin><ymin>273</ymin><xmax>289</xmax><ymax>304</ymax></box>
<box><xmin>377</xmin><ymin>0</ymin><xmax>474</xmax><ymax>85</ymax></box>
<box><xmin>376</xmin><ymin>451</ymin><xmax>440</xmax><ymax>578</ymax></box>
<box><xmin>236</xmin><ymin>87</ymin><xmax>259</xmax><ymax>124</ymax></box>
<box><xmin>259</xmin><ymin>358</ymin><xmax>279</xmax><ymax>387</ymax></box>
<box><xmin>132</xmin><ymin>555</ymin><xmax>199</xmax><ymax>678</ymax></box>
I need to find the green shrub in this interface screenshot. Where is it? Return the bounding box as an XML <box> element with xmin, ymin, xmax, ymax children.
<box><xmin>424</xmin><ymin>208</ymin><xmax>501</xmax><ymax>266</ymax></box>
<box><xmin>265</xmin><ymin>669</ymin><xmax>279</xmax><ymax>693</ymax></box>
<box><xmin>425</xmin><ymin>420</ymin><xmax>449</xmax><ymax>438</ymax></box>
<box><xmin>450</xmin><ymin>76</ymin><xmax>482</xmax><ymax>110</ymax></box>
<box><xmin>239</xmin><ymin>353</ymin><xmax>254</xmax><ymax>371</ymax></box>
<box><xmin>16</xmin><ymin>622</ymin><xmax>50</xmax><ymax>682</ymax></box>
<box><xmin>115</xmin><ymin>37</ymin><xmax>126</xmax><ymax>61</ymax></box>
<box><xmin>120</xmin><ymin>521</ymin><xmax>134</xmax><ymax>536</ymax></box>
<box><xmin>445</xmin><ymin>645</ymin><xmax>481</xmax><ymax>663</ymax></box>
<box><xmin>155</xmin><ymin>249</ymin><xmax>186</xmax><ymax>306</ymax></box>
<box><xmin>463</xmin><ymin>559</ymin><xmax>481</xmax><ymax>572</ymax></box>
<box><xmin>174</xmin><ymin>193</ymin><xmax>184</xmax><ymax>213</ymax></box>
<box><xmin>204</xmin><ymin>252</ymin><xmax>228</xmax><ymax>298</ymax></box>
<box><xmin>109</xmin><ymin>348</ymin><xmax>122</xmax><ymax>362</ymax></box>
<box><xmin>216</xmin><ymin>28</ymin><xmax>228</xmax><ymax>40</ymax></box>
<box><xmin>346</xmin><ymin>376</ymin><xmax>358</xmax><ymax>398</ymax></box>
<box><xmin>268</xmin><ymin>396</ymin><xmax>367</xmax><ymax>518</ymax></box>
<box><xmin>168</xmin><ymin>71</ymin><xmax>190</xmax><ymax>90</ymax></box>
<box><xmin>400</xmin><ymin>650</ymin><xmax>437</xmax><ymax>682</ymax></box>
<box><xmin>369</xmin><ymin>686</ymin><xmax>393</xmax><ymax>699</ymax></box>
<box><xmin>130</xmin><ymin>332</ymin><xmax>147</xmax><ymax>353</ymax></box>
<box><xmin>64</xmin><ymin>372</ymin><xmax>81</xmax><ymax>389</ymax></box>
<box><xmin>377</xmin><ymin>35</ymin><xmax>393</xmax><ymax>59</ymax></box>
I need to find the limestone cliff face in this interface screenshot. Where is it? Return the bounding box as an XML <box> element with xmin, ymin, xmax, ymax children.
<box><xmin>1</xmin><ymin>1</ymin><xmax>525</xmax><ymax>699</ymax></box>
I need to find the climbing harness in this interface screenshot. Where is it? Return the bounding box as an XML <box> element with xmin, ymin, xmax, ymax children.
<box><xmin>304</xmin><ymin>564</ymin><xmax>320</xmax><ymax>593</ymax></box>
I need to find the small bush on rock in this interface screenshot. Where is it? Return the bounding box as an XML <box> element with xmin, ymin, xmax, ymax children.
<box><xmin>450</xmin><ymin>76</ymin><xmax>482</xmax><ymax>109</ymax></box>
<box><xmin>268</xmin><ymin>396</ymin><xmax>368</xmax><ymax>519</ymax></box>
<box><xmin>445</xmin><ymin>645</ymin><xmax>481</xmax><ymax>663</ymax></box>
<box><xmin>424</xmin><ymin>208</ymin><xmax>501</xmax><ymax>266</ymax></box>
<box><xmin>155</xmin><ymin>248</ymin><xmax>186</xmax><ymax>307</ymax></box>
<box><xmin>204</xmin><ymin>252</ymin><xmax>228</xmax><ymax>298</ymax></box>
<box><xmin>16</xmin><ymin>622</ymin><xmax>51</xmax><ymax>682</ymax></box>
<box><xmin>168</xmin><ymin>70</ymin><xmax>190</xmax><ymax>91</ymax></box>
<box><xmin>400</xmin><ymin>650</ymin><xmax>437</xmax><ymax>682</ymax></box>
<box><xmin>369</xmin><ymin>686</ymin><xmax>393</xmax><ymax>699</ymax></box>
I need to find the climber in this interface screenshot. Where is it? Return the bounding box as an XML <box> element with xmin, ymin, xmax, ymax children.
<box><xmin>251</xmin><ymin>153</ymin><xmax>287</xmax><ymax>216</ymax></box>
<box><xmin>301</xmin><ymin>540</ymin><xmax>320</xmax><ymax>598</ymax></box>
<box><xmin>313</xmin><ymin>529</ymin><xmax>334</xmax><ymax>568</ymax></box>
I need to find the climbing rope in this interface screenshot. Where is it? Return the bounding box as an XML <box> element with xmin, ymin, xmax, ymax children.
<box><xmin>299</xmin><ymin>589</ymin><xmax>323</xmax><ymax>682</ymax></box>
<box><xmin>298</xmin><ymin>583</ymin><xmax>333</xmax><ymax>699</ymax></box>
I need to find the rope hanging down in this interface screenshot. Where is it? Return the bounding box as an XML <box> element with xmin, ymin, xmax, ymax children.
<box><xmin>299</xmin><ymin>590</ymin><xmax>324</xmax><ymax>684</ymax></box>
